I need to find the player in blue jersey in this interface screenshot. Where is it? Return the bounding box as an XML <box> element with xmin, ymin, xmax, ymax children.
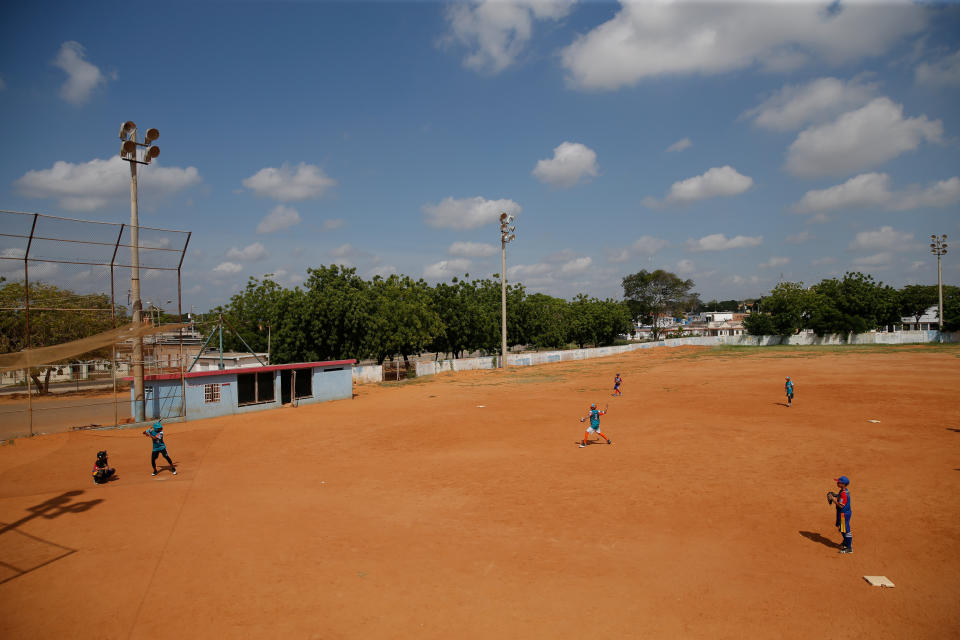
<box><xmin>579</xmin><ymin>403</ymin><xmax>612</xmax><ymax>448</ymax></box>
<box><xmin>785</xmin><ymin>376</ymin><xmax>794</xmax><ymax>407</ymax></box>
<box><xmin>144</xmin><ymin>420</ymin><xmax>177</xmax><ymax>477</ymax></box>
<box><xmin>613</xmin><ymin>373</ymin><xmax>622</xmax><ymax>397</ymax></box>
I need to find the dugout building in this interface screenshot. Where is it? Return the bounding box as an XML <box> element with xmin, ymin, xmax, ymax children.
<box><xmin>128</xmin><ymin>360</ymin><xmax>355</xmax><ymax>421</ymax></box>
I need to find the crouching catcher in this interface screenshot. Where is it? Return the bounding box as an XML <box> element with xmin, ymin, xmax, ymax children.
<box><xmin>92</xmin><ymin>450</ymin><xmax>116</xmax><ymax>484</ymax></box>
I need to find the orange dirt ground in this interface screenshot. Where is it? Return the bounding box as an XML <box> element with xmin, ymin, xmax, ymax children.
<box><xmin>1</xmin><ymin>345</ymin><xmax>958</xmax><ymax>639</ymax></box>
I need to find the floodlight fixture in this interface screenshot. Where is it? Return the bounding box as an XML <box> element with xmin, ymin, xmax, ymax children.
<box><xmin>119</xmin><ymin>121</ymin><xmax>136</xmax><ymax>140</ymax></box>
<box><xmin>145</xmin><ymin>127</ymin><xmax>160</xmax><ymax>142</ymax></box>
<box><xmin>121</xmin><ymin>139</ymin><xmax>137</xmax><ymax>158</ymax></box>
<box><xmin>143</xmin><ymin>145</ymin><xmax>160</xmax><ymax>163</ymax></box>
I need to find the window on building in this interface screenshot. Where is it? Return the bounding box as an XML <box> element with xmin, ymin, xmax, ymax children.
<box><xmin>294</xmin><ymin>369</ymin><xmax>313</xmax><ymax>399</ymax></box>
<box><xmin>204</xmin><ymin>383</ymin><xmax>221</xmax><ymax>403</ymax></box>
<box><xmin>237</xmin><ymin>371</ymin><xmax>275</xmax><ymax>406</ymax></box>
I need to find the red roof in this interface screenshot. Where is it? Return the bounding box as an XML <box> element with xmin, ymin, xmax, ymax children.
<box><xmin>124</xmin><ymin>359</ymin><xmax>356</xmax><ymax>382</ymax></box>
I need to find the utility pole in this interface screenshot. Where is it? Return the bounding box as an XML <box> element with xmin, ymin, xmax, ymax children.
<box><xmin>930</xmin><ymin>234</ymin><xmax>948</xmax><ymax>341</ymax></box>
<box><xmin>499</xmin><ymin>212</ymin><xmax>516</xmax><ymax>368</ymax></box>
<box><xmin>119</xmin><ymin>121</ymin><xmax>160</xmax><ymax>422</ymax></box>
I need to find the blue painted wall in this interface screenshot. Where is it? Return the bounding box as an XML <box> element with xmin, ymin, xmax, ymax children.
<box><xmin>134</xmin><ymin>365</ymin><xmax>352</xmax><ymax>423</ymax></box>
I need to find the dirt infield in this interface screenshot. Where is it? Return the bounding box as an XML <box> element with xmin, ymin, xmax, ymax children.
<box><xmin>1</xmin><ymin>345</ymin><xmax>958</xmax><ymax>639</ymax></box>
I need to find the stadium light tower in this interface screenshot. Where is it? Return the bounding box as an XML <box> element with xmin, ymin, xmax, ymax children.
<box><xmin>119</xmin><ymin>121</ymin><xmax>161</xmax><ymax>422</ymax></box>
<box><xmin>499</xmin><ymin>212</ymin><xmax>516</xmax><ymax>369</ymax></box>
<box><xmin>930</xmin><ymin>234</ymin><xmax>948</xmax><ymax>338</ymax></box>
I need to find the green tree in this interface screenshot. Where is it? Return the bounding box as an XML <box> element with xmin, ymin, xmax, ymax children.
<box><xmin>762</xmin><ymin>282</ymin><xmax>810</xmax><ymax>336</ymax></box>
<box><xmin>807</xmin><ymin>272</ymin><xmax>901</xmax><ymax>336</ymax></box>
<box><xmin>0</xmin><ymin>281</ymin><xmax>115</xmax><ymax>394</ymax></box>
<box><xmin>299</xmin><ymin>265</ymin><xmax>372</xmax><ymax>361</ymax></box>
<box><xmin>365</xmin><ymin>275</ymin><xmax>442</xmax><ymax>365</ymax></box>
<box><xmin>519</xmin><ymin>293</ymin><xmax>569</xmax><ymax>350</ymax></box>
<box><xmin>743</xmin><ymin>312</ymin><xmax>775</xmax><ymax>336</ymax></box>
<box><xmin>621</xmin><ymin>270</ymin><xmax>695</xmax><ymax>340</ymax></box>
<box><xmin>899</xmin><ymin>284</ymin><xmax>938</xmax><ymax>325</ymax></box>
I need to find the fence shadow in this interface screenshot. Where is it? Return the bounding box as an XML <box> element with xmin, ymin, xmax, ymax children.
<box><xmin>0</xmin><ymin>490</ymin><xmax>103</xmax><ymax>585</ymax></box>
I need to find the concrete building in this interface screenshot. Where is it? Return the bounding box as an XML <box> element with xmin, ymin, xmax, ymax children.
<box><xmin>131</xmin><ymin>359</ymin><xmax>355</xmax><ymax>421</ymax></box>
<box><xmin>901</xmin><ymin>305</ymin><xmax>940</xmax><ymax>331</ymax></box>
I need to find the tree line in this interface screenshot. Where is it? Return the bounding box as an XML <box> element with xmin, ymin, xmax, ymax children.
<box><xmin>208</xmin><ymin>265</ymin><xmax>633</xmax><ymax>365</ymax></box>
<box><xmin>743</xmin><ymin>273</ymin><xmax>960</xmax><ymax>336</ymax></box>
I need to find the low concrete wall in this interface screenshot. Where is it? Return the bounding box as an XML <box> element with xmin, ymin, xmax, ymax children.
<box><xmin>411</xmin><ymin>330</ymin><xmax>955</xmax><ymax>379</ymax></box>
<box><xmin>352</xmin><ymin>364</ymin><xmax>383</xmax><ymax>385</ymax></box>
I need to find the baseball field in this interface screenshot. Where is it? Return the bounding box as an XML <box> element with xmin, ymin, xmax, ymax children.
<box><xmin>1</xmin><ymin>345</ymin><xmax>958</xmax><ymax>639</ymax></box>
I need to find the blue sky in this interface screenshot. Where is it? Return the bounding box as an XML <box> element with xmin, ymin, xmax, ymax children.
<box><xmin>1</xmin><ymin>0</ymin><xmax>959</xmax><ymax>311</ymax></box>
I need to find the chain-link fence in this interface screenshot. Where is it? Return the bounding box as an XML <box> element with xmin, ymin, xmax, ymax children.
<box><xmin>0</xmin><ymin>209</ymin><xmax>191</xmax><ymax>440</ymax></box>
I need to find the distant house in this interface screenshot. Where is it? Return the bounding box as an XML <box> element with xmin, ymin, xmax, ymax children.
<box><xmin>901</xmin><ymin>305</ymin><xmax>940</xmax><ymax>331</ymax></box>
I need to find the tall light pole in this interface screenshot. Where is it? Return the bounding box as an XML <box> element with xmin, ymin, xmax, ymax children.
<box><xmin>499</xmin><ymin>212</ymin><xmax>516</xmax><ymax>368</ymax></box>
<box><xmin>119</xmin><ymin>121</ymin><xmax>161</xmax><ymax>422</ymax></box>
<box><xmin>930</xmin><ymin>234</ymin><xmax>948</xmax><ymax>338</ymax></box>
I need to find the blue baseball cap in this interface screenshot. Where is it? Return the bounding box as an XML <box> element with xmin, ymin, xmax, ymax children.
<box><xmin>835</xmin><ymin>476</ymin><xmax>850</xmax><ymax>485</ymax></box>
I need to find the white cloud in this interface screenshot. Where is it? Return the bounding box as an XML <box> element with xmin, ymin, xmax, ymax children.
<box><xmin>560</xmin><ymin>2</ymin><xmax>926</xmax><ymax>90</ymax></box>
<box><xmin>909</xmin><ymin>260</ymin><xmax>925</xmax><ymax>271</ymax></box>
<box><xmin>645</xmin><ymin>166</ymin><xmax>753</xmax><ymax>207</ymax></box>
<box><xmin>422</xmin><ymin>196</ymin><xmax>522</xmax><ymax>230</ymax></box>
<box><xmin>424</xmin><ymin>258</ymin><xmax>472</xmax><ymax>280</ymax></box>
<box><xmin>226</xmin><ymin>242</ymin><xmax>268</xmax><ymax>262</ymax></box>
<box><xmin>243</xmin><ymin>163</ymin><xmax>336</xmax><ymax>201</ymax></box>
<box><xmin>15</xmin><ymin>156</ymin><xmax>200</xmax><ymax>211</ymax></box>
<box><xmin>848</xmin><ymin>226</ymin><xmax>913</xmax><ymax>251</ymax></box>
<box><xmin>675</xmin><ymin>259</ymin><xmax>695</xmax><ymax>276</ymax></box>
<box><xmin>449</xmin><ymin>241</ymin><xmax>497</xmax><ymax>258</ymax></box>
<box><xmin>852</xmin><ymin>252</ymin><xmax>894</xmax><ymax>267</ymax></box>
<box><xmin>444</xmin><ymin>0</ymin><xmax>576</xmax><ymax>74</ymax></box>
<box><xmin>632</xmin><ymin>235</ymin><xmax>669</xmax><ymax>254</ymax></box>
<box><xmin>559</xmin><ymin>256</ymin><xmax>591</xmax><ymax>275</ymax></box>
<box><xmin>370</xmin><ymin>265</ymin><xmax>398</xmax><ymax>278</ymax></box>
<box><xmin>257</xmin><ymin>205</ymin><xmax>301</xmax><ymax>234</ymax></box>
<box><xmin>743</xmin><ymin>76</ymin><xmax>877</xmax><ymax>132</ymax></box>
<box><xmin>812</xmin><ymin>256</ymin><xmax>837</xmax><ymax>266</ymax></box>
<box><xmin>606</xmin><ymin>249</ymin><xmax>631</xmax><ymax>263</ymax></box>
<box><xmin>213</xmin><ymin>262</ymin><xmax>243</xmax><ymax>275</ymax></box>
<box><xmin>786</xmin><ymin>231</ymin><xmax>814</xmax><ymax>245</ymax></box>
<box><xmin>758</xmin><ymin>257</ymin><xmax>790</xmax><ymax>269</ymax></box>
<box><xmin>728</xmin><ymin>274</ymin><xmax>762</xmax><ymax>286</ymax></box>
<box><xmin>323</xmin><ymin>218</ymin><xmax>345</xmax><ymax>231</ymax></box>
<box><xmin>785</xmin><ymin>98</ymin><xmax>943</xmax><ymax>178</ymax></box>
<box><xmin>666</xmin><ymin>138</ymin><xmax>692</xmax><ymax>153</ymax></box>
<box><xmin>794</xmin><ymin>173</ymin><xmax>960</xmax><ymax>212</ymax></box>
<box><xmin>52</xmin><ymin>41</ymin><xmax>111</xmax><ymax>105</ymax></box>
<box><xmin>916</xmin><ymin>49</ymin><xmax>960</xmax><ymax>87</ymax></box>
<box><xmin>330</xmin><ymin>244</ymin><xmax>353</xmax><ymax>258</ymax></box>
<box><xmin>507</xmin><ymin>262</ymin><xmax>553</xmax><ymax>278</ymax></box>
<box><xmin>687</xmin><ymin>233</ymin><xmax>763</xmax><ymax>252</ymax></box>
<box><xmin>532</xmin><ymin>141</ymin><xmax>599</xmax><ymax>188</ymax></box>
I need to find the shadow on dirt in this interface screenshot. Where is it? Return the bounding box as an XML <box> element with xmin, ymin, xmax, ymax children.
<box><xmin>0</xmin><ymin>490</ymin><xmax>104</xmax><ymax>585</ymax></box>
<box><xmin>799</xmin><ymin>530</ymin><xmax>840</xmax><ymax>549</ymax></box>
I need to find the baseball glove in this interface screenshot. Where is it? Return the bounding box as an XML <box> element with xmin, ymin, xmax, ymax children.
<box><xmin>826</xmin><ymin>491</ymin><xmax>837</xmax><ymax>505</ymax></box>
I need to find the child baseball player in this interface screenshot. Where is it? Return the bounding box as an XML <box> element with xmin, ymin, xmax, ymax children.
<box><xmin>613</xmin><ymin>373</ymin><xmax>622</xmax><ymax>397</ymax></box>
<box><xmin>144</xmin><ymin>419</ymin><xmax>177</xmax><ymax>477</ymax></box>
<box><xmin>828</xmin><ymin>475</ymin><xmax>852</xmax><ymax>553</ymax></box>
<box><xmin>91</xmin><ymin>450</ymin><xmax>116</xmax><ymax>484</ymax></box>
<box><xmin>579</xmin><ymin>403</ymin><xmax>612</xmax><ymax>448</ymax></box>
<box><xmin>785</xmin><ymin>376</ymin><xmax>794</xmax><ymax>407</ymax></box>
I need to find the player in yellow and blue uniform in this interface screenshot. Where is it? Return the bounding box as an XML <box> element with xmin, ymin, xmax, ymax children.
<box><xmin>613</xmin><ymin>373</ymin><xmax>622</xmax><ymax>397</ymax></box>
<box><xmin>785</xmin><ymin>376</ymin><xmax>794</xmax><ymax>407</ymax></box>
